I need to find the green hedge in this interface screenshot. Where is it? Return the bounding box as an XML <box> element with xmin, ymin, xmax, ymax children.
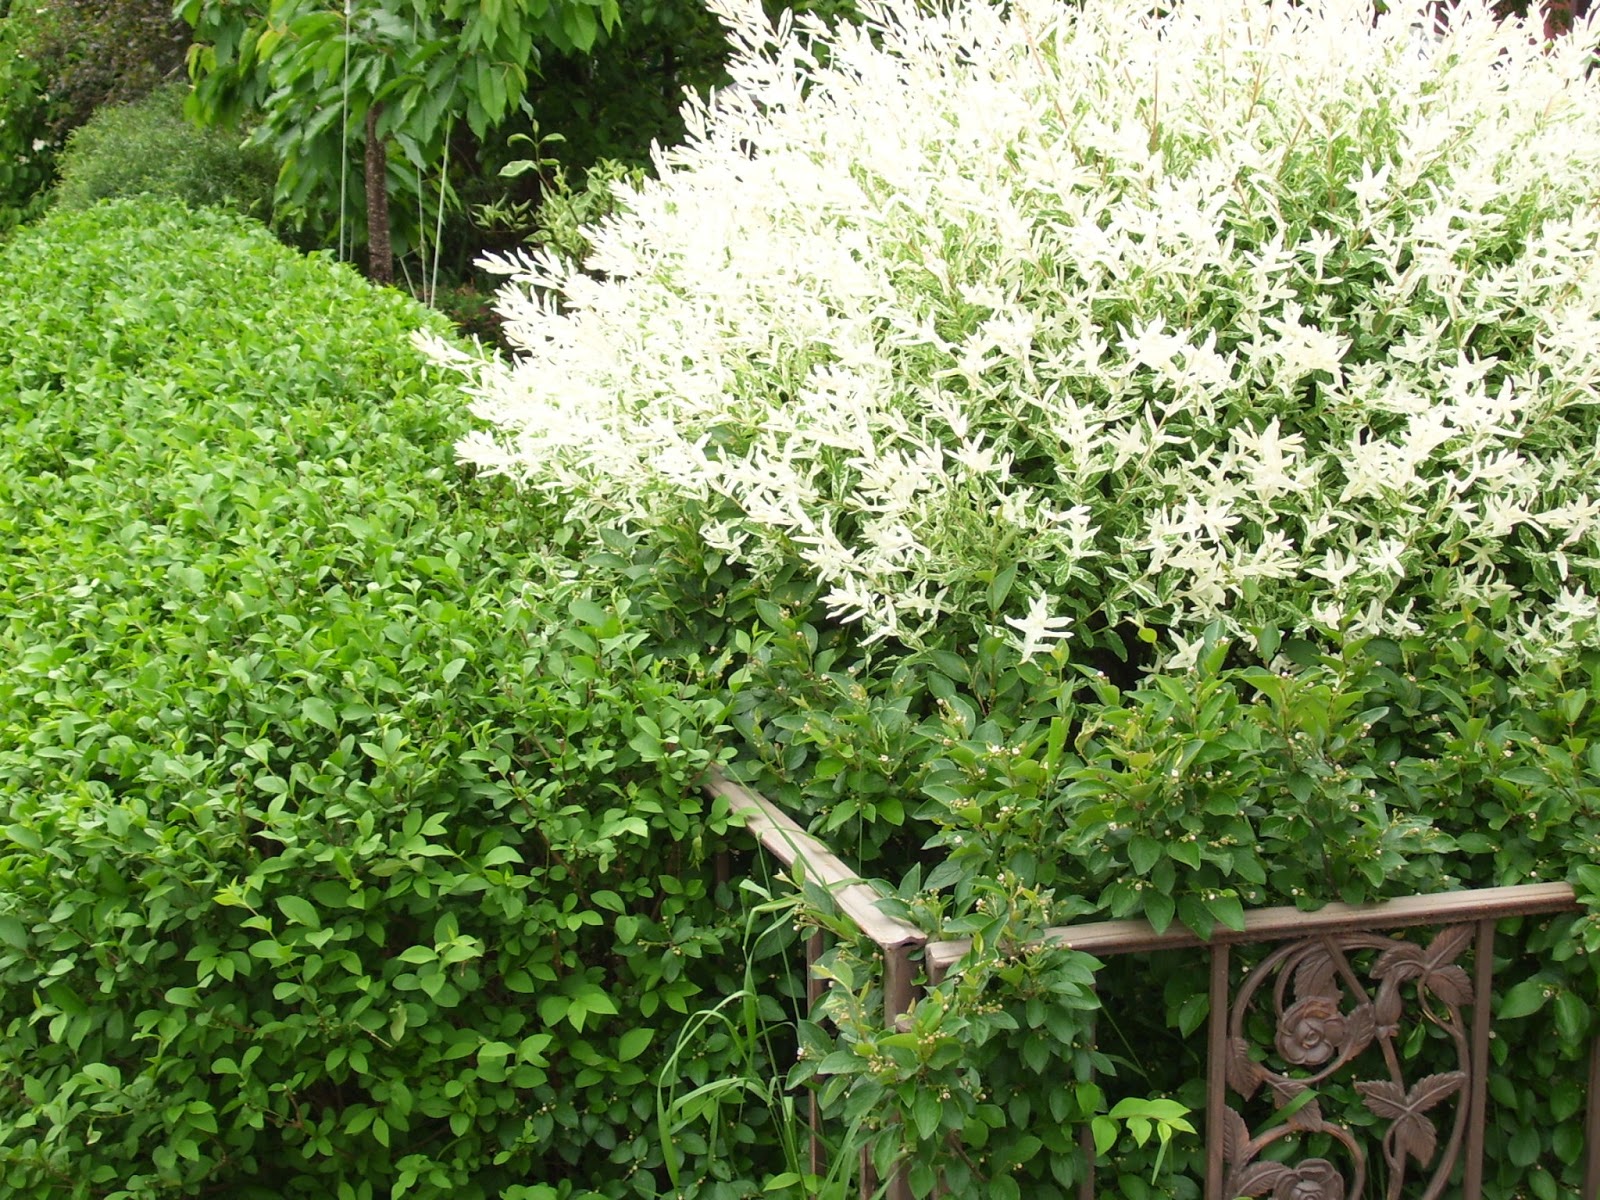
<box><xmin>52</xmin><ymin>85</ymin><xmax>276</xmax><ymax>218</ymax></box>
<box><xmin>0</xmin><ymin>200</ymin><xmax>790</xmax><ymax>1200</ymax></box>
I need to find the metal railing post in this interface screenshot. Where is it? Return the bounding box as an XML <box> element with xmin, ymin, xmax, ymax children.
<box><xmin>807</xmin><ymin>930</ymin><xmax>826</xmax><ymax>1180</ymax></box>
<box><xmin>1585</xmin><ymin>1028</ymin><xmax>1600</xmax><ymax>1200</ymax></box>
<box><xmin>1204</xmin><ymin>944</ymin><xmax>1231</xmax><ymax>1200</ymax></box>
<box><xmin>1464</xmin><ymin>919</ymin><xmax>1496</xmax><ymax>1200</ymax></box>
<box><xmin>708</xmin><ymin>770</ymin><xmax>927</xmax><ymax>1200</ymax></box>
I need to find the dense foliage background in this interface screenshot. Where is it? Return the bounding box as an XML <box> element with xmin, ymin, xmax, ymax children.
<box><xmin>51</xmin><ymin>84</ymin><xmax>278</xmax><ymax>218</ymax></box>
<box><xmin>1</xmin><ymin>0</ymin><xmax>1599</xmax><ymax>1195</ymax></box>
<box><xmin>0</xmin><ymin>0</ymin><xmax>752</xmax><ymax>295</ymax></box>
<box><xmin>0</xmin><ymin>0</ymin><xmax>189</xmax><ymax>232</ymax></box>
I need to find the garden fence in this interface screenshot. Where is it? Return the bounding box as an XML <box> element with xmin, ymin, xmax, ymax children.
<box><xmin>706</xmin><ymin>769</ymin><xmax>1600</xmax><ymax>1200</ymax></box>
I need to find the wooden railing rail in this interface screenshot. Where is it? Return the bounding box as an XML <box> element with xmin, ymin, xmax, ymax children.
<box><xmin>923</xmin><ymin>882</ymin><xmax>1582</xmax><ymax>972</ymax></box>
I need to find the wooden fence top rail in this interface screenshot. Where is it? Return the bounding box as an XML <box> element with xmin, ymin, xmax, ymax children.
<box><xmin>706</xmin><ymin>768</ymin><xmax>927</xmax><ymax>951</ymax></box>
<box><xmin>707</xmin><ymin>774</ymin><xmax>1582</xmax><ymax>983</ymax></box>
<box><xmin>924</xmin><ymin>881</ymin><xmax>1581</xmax><ymax>976</ymax></box>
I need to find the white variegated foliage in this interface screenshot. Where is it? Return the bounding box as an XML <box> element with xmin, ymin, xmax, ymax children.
<box><xmin>434</xmin><ymin>0</ymin><xmax>1600</xmax><ymax>664</ymax></box>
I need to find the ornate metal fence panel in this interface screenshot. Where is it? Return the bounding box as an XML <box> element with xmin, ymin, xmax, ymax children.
<box><xmin>711</xmin><ymin>770</ymin><xmax>1600</xmax><ymax>1200</ymax></box>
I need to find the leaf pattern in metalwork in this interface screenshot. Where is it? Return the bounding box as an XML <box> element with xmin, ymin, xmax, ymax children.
<box><xmin>1222</xmin><ymin>1105</ymin><xmax>1252</xmax><ymax>1165</ymax></box>
<box><xmin>1292</xmin><ymin>947</ymin><xmax>1340</xmax><ymax>1000</ymax></box>
<box><xmin>1347</xmin><ymin>1001</ymin><xmax>1376</xmax><ymax>1054</ymax></box>
<box><xmin>1372</xmin><ymin>926</ymin><xmax>1474</xmax><ymax>1008</ymax></box>
<box><xmin>1371</xmin><ymin>943</ymin><xmax>1425</xmax><ymax>987</ymax></box>
<box><xmin>1226</xmin><ymin>1160</ymin><xmax>1290</xmax><ymax>1198</ymax></box>
<box><xmin>1374</xmin><ymin>979</ymin><xmax>1403</xmax><ymax>1034</ymax></box>
<box><xmin>1228</xmin><ymin>1037</ymin><xmax>1267</xmax><ymax>1099</ymax></box>
<box><xmin>1423</xmin><ymin>924</ymin><xmax>1475</xmax><ymax>968</ymax></box>
<box><xmin>1354</xmin><ymin>1072</ymin><xmax>1465</xmax><ymax>1166</ymax></box>
<box><xmin>1421</xmin><ymin>962</ymin><xmax>1472</xmax><ymax>1007</ymax></box>
<box><xmin>1338</xmin><ymin>1001</ymin><xmax>1376</xmax><ymax>1061</ymax></box>
<box><xmin>1267</xmin><ymin>1076</ymin><xmax>1325</xmax><ymax>1132</ymax></box>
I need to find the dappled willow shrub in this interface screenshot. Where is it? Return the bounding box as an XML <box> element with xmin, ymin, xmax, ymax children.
<box><xmin>446</xmin><ymin>0</ymin><xmax>1600</xmax><ymax>673</ymax></box>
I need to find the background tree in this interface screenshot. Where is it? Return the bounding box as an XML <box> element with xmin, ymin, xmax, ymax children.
<box><xmin>178</xmin><ymin>0</ymin><xmax>626</xmax><ymax>283</ymax></box>
<box><xmin>0</xmin><ymin>0</ymin><xmax>189</xmax><ymax>231</ymax></box>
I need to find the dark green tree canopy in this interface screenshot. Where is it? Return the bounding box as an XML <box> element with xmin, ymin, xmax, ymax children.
<box><xmin>177</xmin><ymin>0</ymin><xmax>626</xmax><ymax>276</ymax></box>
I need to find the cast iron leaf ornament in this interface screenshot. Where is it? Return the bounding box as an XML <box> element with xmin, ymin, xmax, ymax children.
<box><xmin>1354</xmin><ymin>1072</ymin><xmax>1466</xmax><ymax>1167</ymax></box>
<box><xmin>1223</xmin><ymin>927</ymin><xmax>1478</xmax><ymax>1199</ymax></box>
<box><xmin>1222</xmin><ymin>1104</ymin><xmax>1252</xmax><ymax>1164</ymax></box>
<box><xmin>1229</xmin><ymin>1036</ymin><xmax>1268</xmax><ymax>1099</ymax></box>
<box><xmin>1371</xmin><ymin>925</ymin><xmax>1474</xmax><ymax>1009</ymax></box>
<box><xmin>1266</xmin><ymin>1077</ymin><xmax>1325</xmax><ymax>1132</ymax></box>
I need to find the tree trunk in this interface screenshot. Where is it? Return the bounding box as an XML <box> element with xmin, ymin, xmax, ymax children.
<box><xmin>364</xmin><ymin>103</ymin><xmax>393</xmax><ymax>286</ymax></box>
<box><xmin>1543</xmin><ymin>0</ymin><xmax>1575</xmax><ymax>37</ymax></box>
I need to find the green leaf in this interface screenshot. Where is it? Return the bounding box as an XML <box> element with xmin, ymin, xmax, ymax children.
<box><xmin>1573</xmin><ymin>863</ymin><xmax>1600</xmax><ymax>898</ymax></box>
<box><xmin>987</xmin><ymin>563</ymin><xmax>1017</xmax><ymax>612</ymax></box>
<box><xmin>1177</xmin><ymin>895</ymin><xmax>1215</xmax><ymax>941</ymax></box>
<box><xmin>616</xmin><ymin>1027</ymin><xmax>652</xmax><ymax>1061</ymax></box>
<box><xmin>5</xmin><ymin>824</ymin><xmax>42</xmax><ymax>853</ymax></box>
<box><xmin>568</xmin><ymin>983</ymin><xmax>618</xmax><ymax>1017</ymax></box>
<box><xmin>481</xmin><ymin>845</ymin><xmax>523</xmax><ymax>868</ymax></box>
<box><xmin>1143</xmin><ymin>889</ymin><xmax>1176</xmax><ymax>934</ymax></box>
<box><xmin>302</xmin><ymin>696</ymin><xmax>337</xmax><ymax>731</ymax></box>
<box><xmin>504</xmin><ymin>969</ymin><xmax>536</xmax><ymax>993</ymax></box>
<box><xmin>1168</xmin><ymin>838</ymin><xmax>1202</xmax><ymax>870</ymax></box>
<box><xmin>1499</xmin><ymin>979</ymin><xmax>1552</xmax><ymax>1020</ymax></box>
<box><xmin>1091</xmin><ymin>1116</ymin><xmax>1117</xmax><ymax>1157</ymax></box>
<box><xmin>1553</xmin><ymin>990</ymin><xmax>1588</xmax><ymax>1042</ymax></box>
<box><xmin>81</xmin><ymin>1063</ymin><xmax>121</xmax><ymax>1089</ymax></box>
<box><xmin>1203</xmin><ymin>892</ymin><xmax>1246</xmax><ymax>933</ymax></box>
<box><xmin>1506</xmin><ymin>1123</ymin><xmax>1541</xmax><ymax>1167</ymax></box>
<box><xmin>276</xmin><ymin>896</ymin><xmax>321</xmax><ymax>929</ymax></box>
<box><xmin>569</xmin><ymin>597</ymin><xmax>611</xmax><ymax>626</ymax></box>
<box><xmin>1128</xmin><ymin>835</ymin><xmax>1162</xmax><ymax>876</ymax></box>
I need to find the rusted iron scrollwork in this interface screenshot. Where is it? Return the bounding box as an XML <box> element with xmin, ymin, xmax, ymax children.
<box><xmin>1221</xmin><ymin>925</ymin><xmax>1477</xmax><ymax>1200</ymax></box>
